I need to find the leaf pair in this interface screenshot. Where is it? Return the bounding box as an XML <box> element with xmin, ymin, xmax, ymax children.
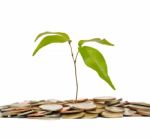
<box><xmin>33</xmin><ymin>31</ymin><xmax>115</xmax><ymax>90</ymax></box>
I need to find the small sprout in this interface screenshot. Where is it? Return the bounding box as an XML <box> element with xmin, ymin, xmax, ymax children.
<box><xmin>33</xmin><ymin>31</ymin><xmax>115</xmax><ymax>101</ymax></box>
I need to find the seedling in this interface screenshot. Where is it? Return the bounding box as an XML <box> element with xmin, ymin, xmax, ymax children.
<box><xmin>32</xmin><ymin>32</ymin><xmax>115</xmax><ymax>101</ymax></box>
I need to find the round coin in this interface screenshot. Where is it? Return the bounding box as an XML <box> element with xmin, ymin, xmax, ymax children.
<box><xmin>75</xmin><ymin>98</ymin><xmax>88</xmax><ymax>103</ymax></box>
<box><xmin>27</xmin><ymin>111</ymin><xmax>51</xmax><ymax>117</ymax></box>
<box><xmin>60</xmin><ymin>109</ymin><xmax>83</xmax><ymax>114</ymax></box>
<box><xmin>95</xmin><ymin>103</ymin><xmax>106</xmax><ymax>109</ymax></box>
<box><xmin>39</xmin><ymin>104</ymin><xmax>63</xmax><ymax>111</ymax></box>
<box><xmin>86</xmin><ymin>108</ymin><xmax>105</xmax><ymax>114</ymax></box>
<box><xmin>11</xmin><ymin>103</ymin><xmax>30</xmax><ymax>108</ymax></box>
<box><xmin>123</xmin><ymin>108</ymin><xmax>136</xmax><ymax>116</ymax></box>
<box><xmin>137</xmin><ymin>109</ymin><xmax>150</xmax><ymax>116</ymax></box>
<box><xmin>101</xmin><ymin>111</ymin><xmax>123</xmax><ymax>118</ymax></box>
<box><xmin>94</xmin><ymin>96</ymin><xmax>116</xmax><ymax>102</ymax></box>
<box><xmin>105</xmin><ymin>106</ymin><xmax>124</xmax><ymax>113</ymax></box>
<box><xmin>71</xmin><ymin>102</ymin><xmax>96</xmax><ymax>110</ymax></box>
<box><xmin>62</xmin><ymin>112</ymin><xmax>85</xmax><ymax>119</ymax></box>
<box><xmin>44</xmin><ymin>113</ymin><xmax>61</xmax><ymax>118</ymax></box>
<box><xmin>106</xmin><ymin>99</ymin><xmax>122</xmax><ymax>106</ymax></box>
<box><xmin>83</xmin><ymin>113</ymin><xmax>98</xmax><ymax>119</ymax></box>
<box><xmin>125</xmin><ymin>105</ymin><xmax>150</xmax><ymax>111</ymax></box>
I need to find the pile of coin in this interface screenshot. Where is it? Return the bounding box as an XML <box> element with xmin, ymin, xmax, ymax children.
<box><xmin>0</xmin><ymin>97</ymin><xmax>150</xmax><ymax>119</ymax></box>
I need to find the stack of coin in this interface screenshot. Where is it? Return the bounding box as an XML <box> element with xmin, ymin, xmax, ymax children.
<box><xmin>0</xmin><ymin>97</ymin><xmax>150</xmax><ymax>119</ymax></box>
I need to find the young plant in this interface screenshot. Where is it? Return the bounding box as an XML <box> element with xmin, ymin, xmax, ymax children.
<box><xmin>32</xmin><ymin>32</ymin><xmax>115</xmax><ymax>101</ymax></box>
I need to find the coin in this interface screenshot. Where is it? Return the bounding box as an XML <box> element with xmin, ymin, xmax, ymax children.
<box><xmin>94</xmin><ymin>96</ymin><xmax>116</xmax><ymax>102</ymax></box>
<box><xmin>60</xmin><ymin>107</ymin><xmax>70</xmax><ymax>113</ymax></box>
<box><xmin>113</xmin><ymin>101</ymin><xmax>128</xmax><ymax>107</ymax></box>
<box><xmin>95</xmin><ymin>103</ymin><xmax>106</xmax><ymax>109</ymax></box>
<box><xmin>2</xmin><ymin>111</ymin><xmax>21</xmax><ymax>117</ymax></box>
<box><xmin>17</xmin><ymin>110</ymin><xmax>35</xmax><ymax>117</ymax></box>
<box><xmin>30</xmin><ymin>101</ymin><xmax>47</xmax><ymax>107</ymax></box>
<box><xmin>1</xmin><ymin>97</ymin><xmax>150</xmax><ymax>119</ymax></box>
<box><xmin>75</xmin><ymin>98</ymin><xmax>88</xmax><ymax>103</ymax></box>
<box><xmin>137</xmin><ymin>109</ymin><xmax>150</xmax><ymax>116</ymax></box>
<box><xmin>106</xmin><ymin>99</ymin><xmax>122</xmax><ymax>106</ymax></box>
<box><xmin>1</xmin><ymin>108</ymin><xmax>17</xmax><ymax>112</ymax></box>
<box><xmin>125</xmin><ymin>105</ymin><xmax>150</xmax><ymax>111</ymax></box>
<box><xmin>27</xmin><ymin>111</ymin><xmax>51</xmax><ymax>117</ymax></box>
<box><xmin>44</xmin><ymin>113</ymin><xmax>61</xmax><ymax>118</ymax></box>
<box><xmin>62</xmin><ymin>112</ymin><xmax>85</xmax><ymax>119</ymax></box>
<box><xmin>95</xmin><ymin>101</ymin><xmax>105</xmax><ymax>104</ymax></box>
<box><xmin>70</xmin><ymin>102</ymin><xmax>96</xmax><ymax>110</ymax></box>
<box><xmin>0</xmin><ymin>112</ymin><xmax>2</xmax><ymax>117</ymax></box>
<box><xmin>1</xmin><ymin>108</ymin><xmax>31</xmax><ymax>117</ymax></box>
<box><xmin>127</xmin><ymin>102</ymin><xmax>150</xmax><ymax>107</ymax></box>
<box><xmin>11</xmin><ymin>103</ymin><xmax>30</xmax><ymax>108</ymax></box>
<box><xmin>129</xmin><ymin>113</ymin><xmax>142</xmax><ymax>117</ymax></box>
<box><xmin>39</xmin><ymin>104</ymin><xmax>63</xmax><ymax>111</ymax></box>
<box><xmin>0</xmin><ymin>105</ymin><xmax>10</xmax><ymax>110</ymax></box>
<box><xmin>60</xmin><ymin>109</ymin><xmax>84</xmax><ymax>114</ymax></box>
<box><xmin>101</xmin><ymin>111</ymin><xmax>123</xmax><ymax>118</ymax></box>
<box><xmin>86</xmin><ymin>108</ymin><xmax>105</xmax><ymax>114</ymax></box>
<box><xmin>105</xmin><ymin>106</ymin><xmax>124</xmax><ymax>113</ymax></box>
<box><xmin>83</xmin><ymin>113</ymin><xmax>98</xmax><ymax>119</ymax></box>
<box><xmin>46</xmin><ymin>99</ymin><xmax>59</xmax><ymax>103</ymax></box>
<box><xmin>123</xmin><ymin>108</ymin><xmax>137</xmax><ymax>116</ymax></box>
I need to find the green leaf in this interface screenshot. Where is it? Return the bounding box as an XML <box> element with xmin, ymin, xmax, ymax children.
<box><xmin>33</xmin><ymin>35</ymin><xmax>68</xmax><ymax>56</ymax></box>
<box><xmin>79</xmin><ymin>46</ymin><xmax>115</xmax><ymax>90</ymax></box>
<box><xmin>35</xmin><ymin>31</ymin><xmax>70</xmax><ymax>42</ymax></box>
<box><xmin>78</xmin><ymin>38</ymin><xmax>114</xmax><ymax>47</ymax></box>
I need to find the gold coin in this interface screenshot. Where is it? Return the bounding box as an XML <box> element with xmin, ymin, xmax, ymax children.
<box><xmin>62</xmin><ymin>112</ymin><xmax>85</xmax><ymax>119</ymax></box>
<box><xmin>83</xmin><ymin>113</ymin><xmax>98</xmax><ymax>119</ymax></box>
<box><xmin>137</xmin><ymin>109</ymin><xmax>150</xmax><ymax>116</ymax></box>
<box><xmin>101</xmin><ymin>111</ymin><xmax>123</xmax><ymax>118</ymax></box>
<box><xmin>125</xmin><ymin>105</ymin><xmax>150</xmax><ymax>111</ymax></box>
<box><xmin>105</xmin><ymin>106</ymin><xmax>124</xmax><ymax>113</ymax></box>
<box><xmin>86</xmin><ymin>108</ymin><xmax>105</xmax><ymax>114</ymax></box>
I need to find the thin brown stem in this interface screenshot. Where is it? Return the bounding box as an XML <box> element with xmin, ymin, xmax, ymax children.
<box><xmin>68</xmin><ymin>41</ymin><xmax>79</xmax><ymax>101</ymax></box>
<box><xmin>74</xmin><ymin>51</ymin><xmax>79</xmax><ymax>64</ymax></box>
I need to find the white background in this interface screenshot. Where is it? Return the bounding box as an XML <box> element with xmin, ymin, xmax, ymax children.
<box><xmin>0</xmin><ymin>0</ymin><xmax>150</xmax><ymax>138</ymax></box>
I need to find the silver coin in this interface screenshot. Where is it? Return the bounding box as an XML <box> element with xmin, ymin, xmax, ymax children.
<box><xmin>39</xmin><ymin>104</ymin><xmax>63</xmax><ymax>111</ymax></box>
<box><xmin>70</xmin><ymin>102</ymin><xmax>96</xmax><ymax>110</ymax></box>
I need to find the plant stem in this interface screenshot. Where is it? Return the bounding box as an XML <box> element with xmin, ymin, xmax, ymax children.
<box><xmin>68</xmin><ymin>41</ymin><xmax>79</xmax><ymax>101</ymax></box>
